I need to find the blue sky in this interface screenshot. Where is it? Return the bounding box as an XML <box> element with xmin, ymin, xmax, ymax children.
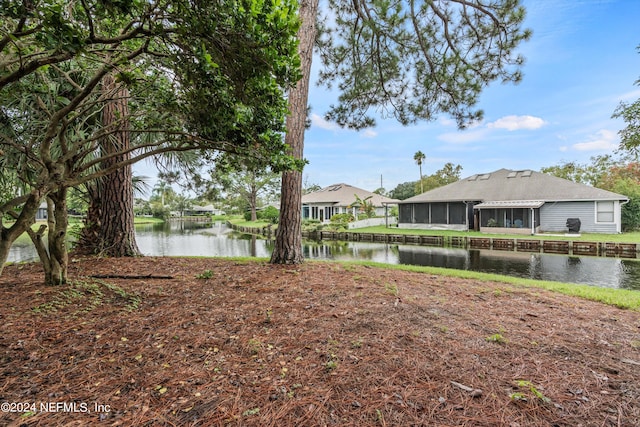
<box><xmin>134</xmin><ymin>0</ymin><xmax>640</xmax><ymax>197</ymax></box>
<box><xmin>302</xmin><ymin>0</ymin><xmax>640</xmax><ymax>193</ymax></box>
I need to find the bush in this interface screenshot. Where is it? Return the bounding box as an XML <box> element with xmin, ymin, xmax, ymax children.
<box><xmin>622</xmin><ymin>197</ymin><xmax>640</xmax><ymax>231</ymax></box>
<box><xmin>611</xmin><ymin>179</ymin><xmax>640</xmax><ymax>231</ymax></box>
<box><xmin>243</xmin><ymin>206</ymin><xmax>280</xmax><ymax>223</ymax></box>
<box><xmin>302</xmin><ymin>219</ymin><xmax>323</xmax><ymax>232</ymax></box>
<box><xmin>152</xmin><ymin>205</ymin><xmax>171</xmax><ymax>220</ymax></box>
<box><xmin>330</xmin><ymin>213</ymin><xmax>354</xmax><ymax>226</ymax></box>
<box><xmin>259</xmin><ymin>206</ymin><xmax>280</xmax><ymax>224</ymax></box>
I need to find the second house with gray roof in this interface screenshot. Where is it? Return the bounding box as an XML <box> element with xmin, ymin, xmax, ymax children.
<box><xmin>302</xmin><ymin>183</ymin><xmax>399</xmax><ymax>222</ymax></box>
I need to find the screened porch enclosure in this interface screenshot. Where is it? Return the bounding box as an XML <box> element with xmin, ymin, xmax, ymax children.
<box><xmin>477</xmin><ymin>207</ymin><xmax>534</xmax><ymax>228</ymax></box>
<box><xmin>474</xmin><ymin>201</ymin><xmax>542</xmax><ymax>234</ymax></box>
<box><xmin>399</xmin><ymin>202</ymin><xmax>471</xmax><ymax>229</ymax></box>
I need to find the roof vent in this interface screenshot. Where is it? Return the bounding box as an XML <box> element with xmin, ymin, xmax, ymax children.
<box><xmin>521</xmin><ymin>170</ymin><xmax>532</xmax><ymax>177</ymax></box>
<box><xmin>467</xmin><ymin>175</ymin><xmax>478</xmax><ymax>181</ymax></box>
<box><xmin>329</xmin><ymin>185</ymin><xmax>342</xmax><ymax>191</ymax></box>
<box><xmin>478</xmin><ymin>174</ymin><xmax>491</xmax><ymax>180</ymax></box>
<box><xmin>507</xmin><ymin>171</ymin><xmax>517</xmax><ymax>178</ymax></box>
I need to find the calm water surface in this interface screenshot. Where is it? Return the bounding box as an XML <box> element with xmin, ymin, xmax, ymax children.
<box><xmin>8</xmin><ymin>221</ymin><xmax>640</xmax><ymax>290</ymax></box>
<box><xmin>134</xmin><ymin>221</ymin><xmax>640</xmax><ymax>290</ymax></box>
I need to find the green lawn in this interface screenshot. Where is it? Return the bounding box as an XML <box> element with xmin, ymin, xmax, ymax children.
<box><xmin>230</xmin><ymin>219</ymin><xmax>640</xmax><ymax>243</ymax></box>
<box><xmin>349</xmin><ymin>225</ymin><xmax>640</xmax><ymax>243</ymax></box>
<box><xmin>134</xmin><ymin>216</ymin><xmax>165</xmax><ymax>224</ymax></box>
<box><xmin>227</xmin><ymin>218</ymin><xmax>274</xmax><ymax>229</ymax></box>
<box><xmin>5</xmin><ymin>216</ymin><xmax>163</xmax><ymax>244</ymax></box>
<box><xmin>320</xmin><ymin>259</ymin><xmax>640</xmax><ymax>311</ymax></box>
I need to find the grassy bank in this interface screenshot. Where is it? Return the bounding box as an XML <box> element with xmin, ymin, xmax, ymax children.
<box><xmin>326</xmin><ymin>259</ymin><xmax>640</xmax><ymax>311</ymax></box>
<box><xmin>7</xmin><ymin>216</ymin><xmax>163</xmax><ymax>243</ymax></box>
<box><xmin>207</xmin><ymin>218</ymin><xmax>640</xmax><ymax>244</ymax></box>
<box><xmin>134</xmin><ymin>216</ymin><xmax>165</xmax><ymax>224</ymax></box>
<box><xmin>347</xmin><ymin>225</ymin><xmax>640</xmax><ymax>243</ymax></box>
<box><xmin>227</xmin><ymin>218</ymin><xmax>274</xmax><ymax>229</ymax></box>
<box><xmin>191</xmin><ymin>256</ymin><xmax>640</xmax><ymax>311</ymax></box>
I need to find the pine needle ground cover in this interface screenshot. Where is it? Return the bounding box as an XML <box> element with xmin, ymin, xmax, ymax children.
<box><xmin>1</xmin><ymin>257</ymin><xmax>638</xmax><ymax>426</ymax></box>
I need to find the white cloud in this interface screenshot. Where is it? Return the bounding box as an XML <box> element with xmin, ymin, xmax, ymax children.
<box><xmin>572</xmin><ymin>129</ymin><xmax>618</xmax><ymax>151</ymax></box>
<box><xmin>438</xmin><ymin>117</ymin><xmax>457</xmax><ymax>127</ymax></box>
<box><xmin>311</xmin><ymin>113</ymin><xmax>340</xmax><ymax>131</ymax></box>
<box><xmin>361</xmin><ymin>129</ymin><xmax>377</xmax><ymax>138</ymax></box>
<box><xmin>487</xmin><ymin>115</ymin><xmax>546</xmax><ymax>131</ymax></box>
<box><xmin>618</xmin><ymin>88</ymin><xmax>640</xmax><ymax>102</ymax></box>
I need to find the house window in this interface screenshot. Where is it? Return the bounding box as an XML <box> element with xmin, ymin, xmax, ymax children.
<box><xmin>596</xmin><ymin>201</ymin><xmax>614</xmax><ymax>223</ymax></box>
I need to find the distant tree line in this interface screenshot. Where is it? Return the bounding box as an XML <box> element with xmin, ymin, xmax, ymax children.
<box><xmin>541</xmin><ymin>154</ymin><xmax>640</xmax><ymax>231</ymax></box>
<box><xmin>387</xmin><ymin>163</ymin><xmax>463</xmax><ymax>200</ymax></box>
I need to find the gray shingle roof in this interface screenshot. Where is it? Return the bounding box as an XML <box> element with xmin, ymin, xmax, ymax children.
<box><xmin>302</xmin><ymin>183</ymin><xmax>400</xmax><ymax>207</ymax></box>
<box><xmin>400</xmin><ymin>169</ymin><xmax>628</xmax><ymax>204</ymax></box>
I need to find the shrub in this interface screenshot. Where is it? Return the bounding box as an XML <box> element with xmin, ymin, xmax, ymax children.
<box><xmin>302</xmin><ymin>219</ymin><xmax>323</xmax><ymax>232</ymax></box>
<box><xmin>243</xmin><ymin>206</ymin><xmax>280</xmax><ymax>223</ymax></box>
<box><xmin>259</xmin><ymin>206</ymin><xmax>280</xmax><ymax>224</ymax></box>
<box><xmin>330</xmin><ymin>213</ymin><xmax>354</xmax><ymax>226</ymax></box>
<box><xmin>152</xmin><ymin>205</ymin><xmax>171</xmax><ymax>220</ymax></box>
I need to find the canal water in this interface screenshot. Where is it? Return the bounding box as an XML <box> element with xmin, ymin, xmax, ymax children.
<box><xmin>7</xmin><ymin>221</ymin><xmax>640</xmax><ymax>290</ymax></box>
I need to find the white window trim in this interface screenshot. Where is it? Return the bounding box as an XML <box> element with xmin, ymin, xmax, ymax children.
<box><xmin>595</xmin><ymin>201</ymin><xmax>615</xmax><ymax>224</ymax></box>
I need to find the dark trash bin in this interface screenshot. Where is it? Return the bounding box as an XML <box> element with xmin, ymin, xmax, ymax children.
<box><xmin>566</xmin><ymin>218</ymin><xmax>581</xmax><ymax>233</ymax></box>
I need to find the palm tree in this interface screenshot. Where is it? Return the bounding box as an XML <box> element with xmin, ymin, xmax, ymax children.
<box><xmin>414</xmin><ymin>151</ymin><xmax>426</xmax><ymax>193</ymax></box>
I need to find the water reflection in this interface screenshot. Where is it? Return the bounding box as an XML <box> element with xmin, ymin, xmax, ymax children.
<box><xmin>6</xmin><ymin>243</ymin><xmax>40</xmax><ymax>264</ymax></box>
<box><xmin>7</xmin><ymin>221</ymin><xmax>640</xmax><ymax>290</ymax></box>
<box><xmin>397</xmin><ymin>245</ymin><xmax>639</xmax><ymax>289</ymax></box>
<box><xmin>135</xmin><ymin>221</ymin><xmax>272</xmax><ymax>258</ymax></box>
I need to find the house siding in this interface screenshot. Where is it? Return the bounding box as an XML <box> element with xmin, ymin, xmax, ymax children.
<box><xmin>539</xmin><ymin>201</ymin><xmax>620</xmax><ymax>233</ymax></box>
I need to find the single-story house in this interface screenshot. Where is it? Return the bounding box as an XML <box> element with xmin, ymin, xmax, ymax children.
<box><xmin>35</xmin><ymin>201</ymin><xmax>83</xmax><ymax>220</ymax></box>
<box><xmin>183</xmin><ymin>204</ymin><xmax>225</xmax><ymax>216</ymax></box>
<box><xmin>398</xmin><ymin>168</ymin><xmax>629</xmax><ymax>234</ymax></box>
<box><xmin>302</xmin><ymin>183</ymin><xmax>399</xmax><ymax>222</ymax></box>
<box><xmin>36</xmin><ymin>201</ymin><xmax>48</xmax><ymax>220</ymax></box>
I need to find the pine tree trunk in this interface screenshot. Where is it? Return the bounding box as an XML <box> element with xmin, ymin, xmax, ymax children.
<box><xmin>75</xmin><ymin>183</ymin><xmax>101</xmax><ymax>254</ymax></box>
<box><xmin>270</xmin><ymin>0</ymin><xmax>318</xmax><ymax>264</ymax></box>
<box><xmin>77</xmin><ymin>74</ymin><xmax>140</xmax><ymax>257</ymax></box>
<box><xmin>99</xmin><ymin>159</ymin><xmax>139</xmax><ymax>257</ymax></box>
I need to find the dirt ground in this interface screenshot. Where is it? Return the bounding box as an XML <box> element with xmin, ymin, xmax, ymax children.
<box><xmin>0</xmin><ymin>256</ymin><xmax>639</xmax><ymax>426</ymax></box>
